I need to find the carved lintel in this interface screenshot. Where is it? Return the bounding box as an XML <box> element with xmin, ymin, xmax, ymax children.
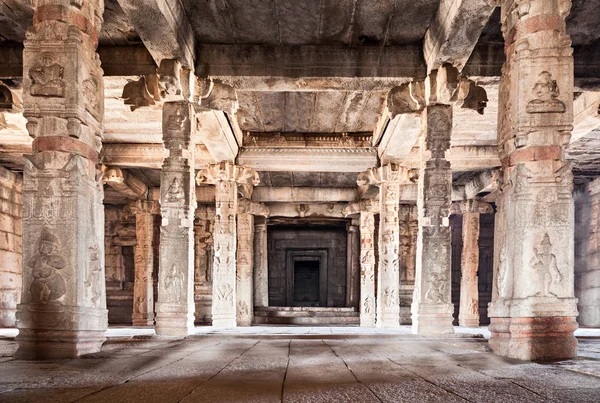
<box><xmin>357</xmin><ymin>164</ymin><xmax>418</xmax><ymax>187</ymax></box>
<box><xmin>238</xmin><ymin>199</ymin><xmax>269</xmax><ymax>217</ymax></box>
<box><xmin>196</xmin><ymin>162</ymin><xmax>259</xmax><ymax>186</ymax></box>
<box><xmin>343</xmin><ymin>199</ymin><xmax>379</xmax><ymax>217</ymax></box>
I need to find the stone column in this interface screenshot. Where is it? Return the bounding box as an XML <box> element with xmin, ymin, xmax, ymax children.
<box><xmin>197</xmin><ymin>162</ymin><xmax>259</xmax><ymax>327</ymax></box>
<box><xmin>489</xmin><ymin>0</ymin><xmax>578</xmax><ymax>361</ymax></box>
<box><xmin>236</xmin><ymin>209</ymin><xmax>254</xmax><ymax>326</ymax></box>
<box><xmin>155</xmin><ymin>101</ymin><xmax>196</xmax><ymax>337</ymax></box>
<box><xmin>359</xmin><ymin>209</ymin><xmax>376</xmax><ymax>327</ymax></box>
<box><xmin>253</xmin><ymin>217</ymin><xmax>269</xmax><ymax>308</ymax></box>
<box><xmin>131</xmin><ymin>200</ymin><xmax>159</xmax><ymax>326</ymax></box>
<box><xmin>358</xmin><ymin>165</ymin><xmax>417</xmax><ymax>328</ymax></box>
<box><xmin>411</xmin><ymin>105</ymin><xmax>455</xmax><ymax>335</ymax></box>
<box><xmin>451</xmin><ymin>200</ymin><xmax>494</xmax><ymax>328</ymax></box>
<box><xmin>16</xmin><ymin>0</ymin><xmax>107</xmax><ymax>359</ymax></box>
<box><xmin>346</xmin><ymin>224</ymin><xmax>360</xmax><ymax>308</ymax></box>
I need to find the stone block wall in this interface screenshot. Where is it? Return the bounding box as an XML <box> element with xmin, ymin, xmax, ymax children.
<box><xmin>574</xmin><ymin>183</ymin><xmax>600</xmax><ymax>327</ymax></box>
<box><xmin>0</xmin><ymin>167</ymin><xmax>22</xmax><ymax>327</ymax></box>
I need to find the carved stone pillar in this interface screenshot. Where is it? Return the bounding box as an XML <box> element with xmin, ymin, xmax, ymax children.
<box><xmin>131</xmin><ymin>200</ymin><xmax>159</xmax><ymax>326</ymax></box>
<box><xmin>16</xmin><ymin>0</ymin><xmax>107</xmax><ymax>359</ymax></box>
<box><xmin>197</xmin><ymin>163</ymin><xmax>259</xmax><ymax>327</ymax></box>
<box><xmin>358</xmin><ymin>165</ymin><xmax>417</xmax><ymax>328</ymax></box>
<box><xmin>489</xmin><ymin>0</ymin><xmax>578</xmax><ymax>361</ymax></box>
<box><xmin>346</xmin><ymin>224</ymin><xmax>360</xmax><ymax>308</ymax></box>
<box><xmin>451</xmin><ymin>200</ymin><xmax>494</xmax><ymax>328</ymax></box>
<box><xmin>193</xmin><ymin>205</ymin><xmax>214</xmax><ymax>324</ymax></box>
<box><xmin>253</xmin><ymin>217</ymin><xmax>269</xmax><ymax>308</ymax></box>
<box><xmin>155</xmin><ymin>101</ymin><xmax>196</xmax><ymax>337</ymax></box>
<box><xmin>411</xmin><ymin>105</ymin><xmax>455</xmax><ymax>336</ymax></box>
<box><xmin>359</xmin><ymin>209</ymin><xmax>376</xmax><ymax>326</ymax></box>
<box><xmin>236</xmin><ymin>207</ymin><xmax>254</xmax><ymax>326</ymax></box>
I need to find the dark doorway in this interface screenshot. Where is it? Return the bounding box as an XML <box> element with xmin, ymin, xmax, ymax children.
<box><xmin>293</xmin><ymin>260</ymin><xmax>320</xmax><ymax>306</ymax></box>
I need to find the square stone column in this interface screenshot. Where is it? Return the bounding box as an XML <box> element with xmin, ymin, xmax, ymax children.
<box><xmin>489</xmin><ymin>0</ymin><xmax>578</xmax><ymax>361</ymax></box>
<box><xmin>359</xmin><ymin>210</ymin><xmax>376</xmax><ymax>327</ymax></box>
<box><xmin>346</xmin><ymin>223</ymin><xmax>360</xmax><ymax>308</ymax></box>
<box><xmin>411</xmin><ymin>105</ymin><xmax>455</xmax><ymax>336</ymax></box>
<box><xmin>155</xmin><ymin>101</ymin><xmax>196</xmax><ymax>337</ymax></box>
<box><xmin>358</xmin><ymin>165</ymin><xmax>417</xmax><ymax>328</ymax></box>
<box><xmin>16</xmin><ymin>0</ymin><xmax>107</xmax><ymax>359</ymax></box>
<box><xmin>236</xmin><ymin>210</ymin><xmax>254</xmax><ymax>326</ymax></box>
<box><xmin>131</xmin><ymin>200</ymin><xmax>159</xmax><ymax>326</ymax></box>
<box><xmin>197</xmin><ymin>163</ymin><xmax>259</xmax><ymax>327</ymax></box>
<box><xmin>253</xmin><ymin>217</ymin><xmax>269</xmax><ymax>308</ymax></box>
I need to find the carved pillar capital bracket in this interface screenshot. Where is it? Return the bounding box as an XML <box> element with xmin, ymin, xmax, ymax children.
<box><xmin>450</xmin><ymin>199</ymin><xmax>495</xmax><ymax>216</ymax></box>
<box><xmin>16</xmin><ymin>0</ymin><xmax>108</xmax><ymax>359</ymax></box>
<box><xmin>489</xmin><ymin>0</ymin><xmax>578</xmax><ymax>361</ymax></box>
<box><xmin>425</xmin><ymin>65</ymin><xmax>488</xmax><ymax>115</ymax></box>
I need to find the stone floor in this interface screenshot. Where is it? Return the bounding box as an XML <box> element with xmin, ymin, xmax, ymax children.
<box><xmin>0</xmin><ymin>327</ymin><xmax>598</xmax><ymax>402</ymax></box>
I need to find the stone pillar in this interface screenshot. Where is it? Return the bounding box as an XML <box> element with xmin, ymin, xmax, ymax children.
<box><xmin>16</xmin><ymin>0</ymin><xmax>107</xmax><ymax>359</ymax></box>
<box><xmin>346</xmin><ymin>224</ymin><xmax>360</xmax><ymax>308</ymax></box>
<box><xmin>193</xmin><ymin>205</ymin><xmax>214</xmax><ymax>324</ymax></box>
<box><xmin>451</xmin><ymin>200</ymin><xmax>494</xmax><ymax>328</ymax></box>
<box><xmin>411</xmin><ymin>105</ymin><xmax>455</xmax><ymax>336</ymax></box>
<box><xmin>358</xmin><ymin>165</ymin><xmax>417</xmax><ymax>328</ymax></box>
<box><xmin>155</xmin><ymin>101</ymin><xmax>196</xmax><ymax>337</ymax></box>
<box><xmin>253</xmin><ymin>217</ymin><xmax>269</xmax><ymax>308</ymax></box>
<box><xmin>131</xmin><ymin>200</ymin><xmax>159</xmax><ymax>326</ymax></box>
<box><xmin>359</xmin><ymin>209</ymin><xmax>376</xmax><ymax>327</ymax></box>
<box><xmin>489</xmin><ymin>0</ymin><xmax>578</xmax><ymax>361</ymax></box>
<box><xmin>197</xmin><ymin>162</ymin><xmax>259</xmax><ymax>327</ymax></box>
<box><xmin>236</xmin><ymin>209</ymin><xmax>254</xmax><ymax>326</ymax></box>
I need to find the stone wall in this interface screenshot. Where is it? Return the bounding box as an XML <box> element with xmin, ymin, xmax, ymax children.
<box><xmin>574</xmin><ymin>183</ymin><xmax>600</xmax><ymax>327</ymax></box>
<box><xmin>268</xmin><ymin>225</ymin><xmax>348</xmax><ymax>307</ymax></box>
<box><xmin>0</xmin><ymin>167</ymin><xmax>22</xmax><ymax>327</ymax></box>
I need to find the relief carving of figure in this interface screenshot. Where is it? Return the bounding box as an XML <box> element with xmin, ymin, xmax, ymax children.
<box><xmin>29</xmin><ymin>53</ymin><xmax>65</xmax><ymax>97</ymax></box>
<box><xmin>384</xmin><ymin>287</ymin><xmax>397</xmax><ymax>309</ymax></box>
<box><xmin>526</xmin><ymin>71</ymin><xmax>566</xmax><ymax>114</ymax></box>
<box><xmin>82</xmin><ymin>77</ymin><xmax>100</xmax><ymax>115</ymax></box>
<box><xmin>425</xmin><ymin>272</ymin><xmax>447</xmax><ymax>304</ymax></box>
<box><xmin>85</xmin><ymin>240</ymin><xmax>102</xmax><ymax>307</ymax></box>
<box><xmin>363</xmin><ymin>296</ymin><xmax>374</xmax><ymax>314</ymax></box>
<box><xmin>529</xmin><ymin>233</ymin><xmax>562</xmax><ymax>297</ymax></box>
<box><xmin>166</xmin><ymin>177</ymin><xmax>185</xmax><ymax>202</ymax></box>
<box><xmin>164</xmin><ymin>264</ymin><xmax>184</xmax><ymax>302</ymax></box>
<box><xmin>29</xmin><ymin>228</ymin><xmax>68</xmax><ymax>304</ymax></box>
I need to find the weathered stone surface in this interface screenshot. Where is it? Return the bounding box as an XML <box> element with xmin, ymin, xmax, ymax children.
<box><xmin>253</xmin><ymin>216</ymin><xmax>268</xmax><ymax>309</ymax></box>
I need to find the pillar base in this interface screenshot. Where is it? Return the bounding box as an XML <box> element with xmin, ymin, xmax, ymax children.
<box><xmin>376</xmin><ymin>314</ymin><xmax>400</xmax><ymax>328</ymax></box>
<box><xmin>458</xmin><ymin>316</ymin><xmax>480</xmax><ymax>328</ymax></box>
<box><xmin>360</xmin><ymin>318</ymin><xmax>376</xmax><ymax>327</ymax></box>
<box><xmin>212</xmin><ymin>318</ymin><xmax>236</xmax><ymax>328</ymax></box>
<box><xmin>132</xmin><ymin>315</ymin><xmax>155</xmax><ymax>327</ymax></box>
<box><xmin>237</xmin><ymin>318</ymin><xmax>252</xmax><ymax>327</ymax></box>
<box><xmin>411</xmin><ymin>303</ymin><xmax>454</xmax><ymax>335</ymax></box>
<box><xmin>15</xmin><ymin>329</ymin><xmax>106</xmax><ymax>359</ymax></box>
<box><xmin>489</xmin><ymin>317</ymin><xmax>578</xmax><ymax>361</ymax></box>
<box><xmin>155</xmin><ymin>307</ymin><xmax>194</xmax><ymax>338</ymax></box>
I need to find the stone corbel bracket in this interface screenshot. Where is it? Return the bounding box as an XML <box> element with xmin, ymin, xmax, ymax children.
<box><xmin>386</xmin><ymin>80</ymin><xmax>426</xmax><ymax>118</ymax></box>
<box><xmin>196</xmin><ymin>78</ymin><xmax>239</xmax><ymax>115</ymax></box>
<box><xmin>342</xmin><ymin>199</ymin><xmax>379</xmax><ymax>218</ymax></box>
<box><xmin>101</xmin><ymin>166</ymin><xmax>149</xmax><ymax>200</ymax></box>
<box><xmin>426</xmin><ymin>65</ymin><xmax>488</xmax><ymax>115</ymax></box>
<box><xmin>196</xmin><ymin>162</ymin><xmax>260</xmax><ymax>197</ymax></box>
<box><xmin>238</xmin><ymin>198</ymin><xmax>269</xmax><ymax>217</ymax></box>
<box><xmin>357</xmin><ymin>164</ymin><xmax>418</xmax><ymax>187</ymax></box>
<box><xmin>449</xmin><ymin>198</ymin><xmax>494</xmax><ymax>216</ymax></box>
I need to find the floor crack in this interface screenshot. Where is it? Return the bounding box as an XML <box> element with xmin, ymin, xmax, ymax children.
<box><xmin>280</xmin><ymin>340</ymin><xmax>291</xmax><ymax>403</ymax></box>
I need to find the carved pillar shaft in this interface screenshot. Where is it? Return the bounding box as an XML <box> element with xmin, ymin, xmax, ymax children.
<box><xmin>131</xmin><ymin>201</ymin><xmax>158</xmax><ymax>326</ymax></box>
<box><xmin>359</xmin><ymin>211</ymin><xmax>376</xmax><ymax>327</ymax></box>
<box><xmin>459</xmin><ymin>212</ymin><xmax>481</xmax><ymax>328</ymax></box>
<box><xmin>411</xmin><ymin>105</ymin><xmax>454</xmax><ymax>336</ymax></box>
<box><xmin>377</xmin><ymin>181</ymin><xmax>401</xmax><ymax>327</ymax></box>
<box><xmin>346</xmin><ymin>224</ymin><xmax>360</xmax><ymax>308</ymax></box>
<box><xmin>236</xmin><ymin>212</ymin><xmax>254</xmax><ymax>326</ymax></box>
<box><xmin>489</xmin><ymin>0</ymin><xmax>578</xmax><ymax>361</ymax></box>
<box><xmin>156</xmin><ymin>101</ymin><xmax>196</xmax><ymax>337</ymax></box>
<box><xmin>253</xmin><ymin>217</ymin><xmax>269</xmax><ymax>308</ymax></box>
<box><xmin>16</xmin><ymin>0</ymin><xmax>107</xmax><ymax>359</ymax></box>
<box><xmin>197</xmin><ymin>163</ymin><xmax>260</xmax><ymax>328</ymax></box>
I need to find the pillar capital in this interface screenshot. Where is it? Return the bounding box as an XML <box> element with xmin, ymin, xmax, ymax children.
<box><xmin>450</xmin><ymin>199</ymin><xmax>494</xmax><ymax>215</ymax></box>
<box><xmin>357</xmin><ymin>164</ymin><xmax>417</xmax><ymax>187</ymax></box>
<box><xmin>424</xmin><ymin>65</ymin><xmax>488</xmax><ymax>115</ymax></box>
<box><xmin>129</xmin><ymin>200</ymin><xmax>160</xmax><ymax>215</ymax></box>
<box><xmin>342</xmin><ymin>199</ymin><xmax>379</xmax><ymax>217</ymax></box>
<box><xmin>196</xmin><ymin>162</ymin><xmax>259</xmax><ymax>186</ymax></box>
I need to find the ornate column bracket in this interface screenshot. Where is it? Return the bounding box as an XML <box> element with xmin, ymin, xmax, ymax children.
<box><xmin>16</xmin><ymin>0</ymin><xmax>107</xmax><ymax>359</ymax></box>
<box><xmin>196</xmin><ymin>162</ymin><xmax>259</xmax><ymax>327</ymax></box>
<box><xmin>358</xmin><ymin>164</ymin><xmax>417</xmax><ymax>328</ymax></box>
<box><xmin>155</xmin><ymin>100</ymin><xmax>196</xmax><ymax>337</ymax></box>
<box><xmin>101</xmin><ymin>166</ymin><xmax>149</xmax><ymax>200</ymax></box>
<box><xmin>489</xmin><ymin>0</ymin><xmax>578</xmax><ymax>361</ymax></box>
<box><xmin>129</xmin><ymin>200</ymin><xmax>160</xmax><ymax>326</ymax></box>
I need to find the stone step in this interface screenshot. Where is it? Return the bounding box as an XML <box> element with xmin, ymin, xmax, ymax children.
<box><xmin>253</xmin><ymin>316</ymin><xmax>360</xmax><ymax>326</ymax></box>
<box><xmin>255</xmin><ymin>306</ymin><xmax>357</xmax><ymax>313</ymax></box>
<box><xmin>254</xmin><ymin>310</ymin><xmax>359</xmax><ymax>318</ymax></box>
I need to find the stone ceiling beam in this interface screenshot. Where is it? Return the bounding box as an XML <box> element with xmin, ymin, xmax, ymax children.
<box><xmin>196</xmin><ymin>45</ymin><xmax>426</xmax><ymax>78</ymax></box>
<box><xmin>252</xmin><ymin>187</ymin><xmax>359</xmax><ymax>203</ymax></box>
<box><xmin>378</xmin><ymin>114</ymin><xmax>422</xmax><ymax>164</ymax></box>
<box><xmin>196</xmin><ymin>110</ymin><xmax>239</xmax><ymax>163</ymax></box>
<box><xmin>424</xmin><ymin>0</ymin><xmax>496</xmax><ymax>73</ymax></box>
<box><xmin>401</xmin><ymin>146</ymin><xmax>501</xmax><ymax>171</ymax></box>
<box><xmin>571</xmin><ymin>92</ymin><xmax>600</xmax><ymax>143</ymax></box>
<box><xmin>98</xmin><ymin>45</ymin><xmax>158</xmax><ymax>76</ymax></box>
<box><xmin>115</xmin><ymin>0</ymin><xmax>195</xmax><ymax>68</ymax></box>
<box><xmin>464</xmin><ymin>169</ymin><xmax>500</xmax><ymax>199</ymax></box>
<box><xmin>236</xmin><ymin>148</ymin><xmax>378</xmax><ymax>173</ymax></box>
<box><xmin>101</xmin><ymin>143</ymin><xmax>213</xmax><ymax>169</ymax></box>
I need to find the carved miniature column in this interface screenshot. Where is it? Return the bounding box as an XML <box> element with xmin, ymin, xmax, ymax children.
<box><xmin>197</xmin><ymin>163</ymin><xmax>260</xmax><ymax>327</ymax></box>
<box><xmin>16</xmin><ymin>0</ymin><xmax>107</xmax><ymax>359</ymax></box>
<box><xmin>131</xmin><ymin>200</ymin><xmax>159</xmax><ymax>326</ymax></box>
<box><xmin>451</xmin><ymin>200</ymin><xmax>494</xmax><ymax>328</ymax></box>
<box><xmin>358</xmin><ymin>165</ymin><xmax>417</xmax><ymax>328</ymax></box>
<box><xmin>489</xmin><ymin>0</ymin><xmax>578</xmax><ymax>361</ymax></box>
<box><xmin>155</xmin><ymin>101</ymin><xmax>196</xmax><ymax>337</ymax></box>
<box><xmin>253</xmin><ymin>217</ymin><xmax>269</xmax><ymax>308</ymax></box>
<box><xmin>411</xmin><ymin>105</ymin><xmax>455</xmax><ymax>335</ymax></box>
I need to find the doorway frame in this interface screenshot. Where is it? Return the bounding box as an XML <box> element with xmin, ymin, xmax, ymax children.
<box><xmin>285</xmin><ymin>249</ymin><xmax>328</xmax><ymax>307</ymax></box>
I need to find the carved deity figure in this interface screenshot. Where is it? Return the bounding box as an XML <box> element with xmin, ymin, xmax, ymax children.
<box><xmin>526</xmin><ymin>71</ymin><xmax>566</xmax><ymax>113</ymax></box>
<box><xmin>363</xmin><ymin>296</ymin><xmax>374</xmax><ymax>314</ymax></box>
<box><xmin>29</xmin><ymin>53</ymin><xmax>65</xmax><ymax>97</ymax></box>
<box><xmin>164</xmin><ymin>264</ymin><xmax>184</xmax><ymax>302</ymax></box>
<box><xmin>529</xmin><ymin>233</ymin><xmax>562</xmax><ymax>297</ymax></box>
<box><xmin>85</xmin><ymin>241</ymin><xmax>102</xmax><ymax>307</ymax></box>
<box><xmin>29</xmin><ymin>229</ymin><xmax>68</xmax><ymax>304</ymax></box>
<box><xmin>166</xmin><ymin>177</ymin><xmax>185</xmax><ymax>202</ymax></box>
<box><xmin>425</xmin><ymin>272</ymin><xmax>447</xmax><ymax>304</ymax></box>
